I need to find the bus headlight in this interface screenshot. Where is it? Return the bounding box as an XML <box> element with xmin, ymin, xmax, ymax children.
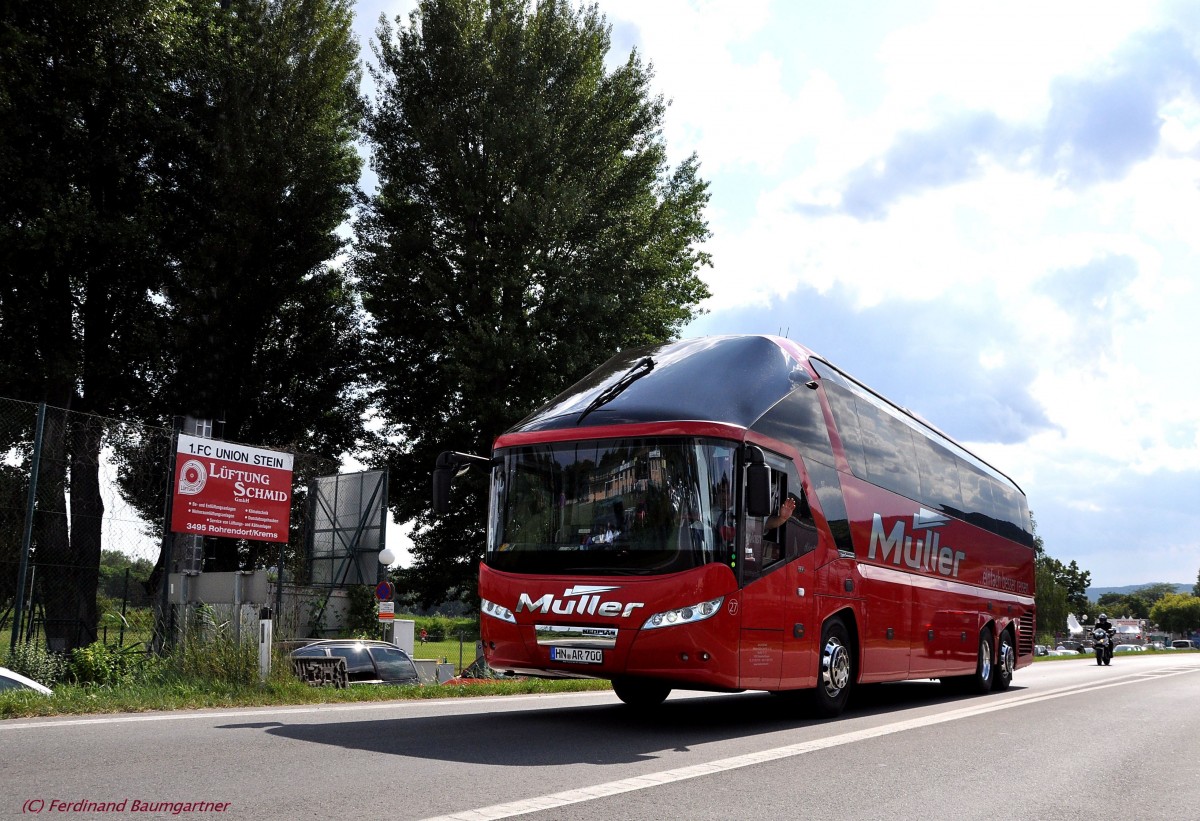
<box><xmin>642</xmin><ymin>597</ymin><xmax>723</xmax><ymax>630</ymax></box>
<box><xmin>481</xmin><ymin>598</ymin><xmax>516</xmax><ymax>624</ymax></box>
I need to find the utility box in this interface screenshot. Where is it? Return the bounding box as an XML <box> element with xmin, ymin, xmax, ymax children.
<box><xmin>392</xmin><ymin>618</ymin><xmax>415</xmax><ymax>656</ymax></box>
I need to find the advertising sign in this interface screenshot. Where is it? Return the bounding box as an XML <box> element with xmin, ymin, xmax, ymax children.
<box><xmin>170</xmin><ymin>434</ymin><xmax>294</xmax><ymax>543</ymax></box>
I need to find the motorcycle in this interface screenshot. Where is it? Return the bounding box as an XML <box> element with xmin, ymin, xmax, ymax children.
<box><xmin>1093</xmin><ymin>627</ymin><xmax>1114</xmax><ymax>666</ymax></box>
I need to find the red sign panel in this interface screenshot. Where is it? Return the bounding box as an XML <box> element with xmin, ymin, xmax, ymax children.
<box><xmin>170</xmin><ymin>434</ymin><xmax>294</xmax><ymax>543</ymax></box>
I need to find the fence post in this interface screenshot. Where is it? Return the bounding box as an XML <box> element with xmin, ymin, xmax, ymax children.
<box><xmin>11</xmin><ymin>402</ymin><xmax>46</xmax><ymax>653</ymax></box>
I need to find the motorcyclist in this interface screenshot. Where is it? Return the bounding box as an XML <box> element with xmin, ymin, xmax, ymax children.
<box><xmin>1094</xmin><ymin>613</ymin><xmax>1116</xmax><ymax>665</ymax></box>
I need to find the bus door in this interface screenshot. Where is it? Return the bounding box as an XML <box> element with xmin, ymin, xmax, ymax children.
<box><xmin>736</xmin><ymin>456</ymin><xmax>795</xmax><ymax>689</ymax></box>
<box><xmin>780</xmin><ymin>472</ymin><xmax>819</xmax><ymax>688</ymax></box>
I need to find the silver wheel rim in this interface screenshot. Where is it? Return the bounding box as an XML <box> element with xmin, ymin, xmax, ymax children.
<box><xmin>822</xmin><ymin>636</ymin><xmax>850</xmax><ymax>697</ymax></box>
<box><xmin>999</xmin><ymin>637</ymin><xmax>1015</xmax><ymax>680</ymax></box>
<box><xmin>979</xmin><ymin>637</ymin><xmax>992</xmax><ymax>682</ymax></box>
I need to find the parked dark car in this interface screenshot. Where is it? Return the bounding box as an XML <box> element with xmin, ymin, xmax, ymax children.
<box><xmin>290</xmin><ymin>640</ymin><xmax>420</xmax><ymax>686</ymax></box>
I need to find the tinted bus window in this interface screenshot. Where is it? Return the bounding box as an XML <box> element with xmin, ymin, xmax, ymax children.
<box><xmin>819</xmin><ymin>381</ymin><xmax>868</xmax><ymax>477</ymax></box>
<box><xmin>807</xmin><ymin>461</ymin><xmax>853</xmax><ymax>553</ymax></box>
<box><xmin>810</xmin><ymin>357</ymin><xmax>1031</xmax><ymax>546</ymax></box>
<box><xmin>911</xmin><ymin>434</ymin><xmax>965</xmax><ymax>513</ymax></box>
<box><xmin>958</xmin><ymin>463</ymin><xmax>997</xmax><ymax>530</ymax></box>
<box><xmin>755</xmin><ymin>386</ymin><xmax>837</xmax><ymax>468</ymax></box>
<box><xmin>855</xmin><ymin>399</ymin><xmax>921</xmax><ymax>502</ymax></box>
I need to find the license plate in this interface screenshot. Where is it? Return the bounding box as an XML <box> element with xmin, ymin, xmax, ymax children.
<box><xmin>551</xmin><ymin>647</ymin><xmax>603</xmax><ymax>664</ymax></box>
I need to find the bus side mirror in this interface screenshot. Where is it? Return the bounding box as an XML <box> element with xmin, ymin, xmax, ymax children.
<box><xmin>432</xmin><ymin>467</ymin><xmax>453</xmax><ymax>514</ymax></box>
<box><xmin>745</xmin><ymin>448</ymin><xmax>772</xmax><ymax>517</ymax></box>
<box><xmin>432</xmin><ymin>450</ymin><xmax>495</xmax><ymax>514</ymax></box>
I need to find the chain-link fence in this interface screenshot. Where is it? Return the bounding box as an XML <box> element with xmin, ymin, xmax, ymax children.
<box><xmin>1</xmin><ymin>396</ymin><xmax>370</xmax><ymax>658</ymax></box>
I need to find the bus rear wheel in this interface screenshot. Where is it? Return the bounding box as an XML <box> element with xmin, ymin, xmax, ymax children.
<box><xmin>810</xmin><ymin>617</ymin><xmax>853</xmax><ymax>718</ymax></box>
<box><xmin>612</xmin><ymin>677</ymin><xmax>671</xmax><ymax>709</ymax></box>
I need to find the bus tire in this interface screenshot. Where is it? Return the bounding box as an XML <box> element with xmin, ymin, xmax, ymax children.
<box><xmin>612</xmin><ymin>677</ymin><xmax>671</xmax><ymax>709</ymax></box>
<box><xmin>810</xmin><ymin>617</ymin><xmax>854</xmax><ymax>718</ymax></box>
<box><xmin>993</xmin><ymin>629</ymin><xmax>1015</xmax><ymax>692</ymax></box>
<box><xmin>967</xmin><ymin>629</ymin><xmax>995</xmax><ymax>694</ymax></box>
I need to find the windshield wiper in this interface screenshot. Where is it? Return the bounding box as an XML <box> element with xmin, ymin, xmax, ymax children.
<box><xmin>576</xmin><ymin>356</ymin><xmax>654</xmax><ymax>425</ymax></box>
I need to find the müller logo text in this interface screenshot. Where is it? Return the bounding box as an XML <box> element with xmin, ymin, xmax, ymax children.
<box><xmin>867</xmin><ymin>509</ymin><xmax>966</xmax><ymax>578</ymax></box>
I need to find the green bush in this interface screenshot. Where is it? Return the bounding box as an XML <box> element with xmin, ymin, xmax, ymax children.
<box><xmin>4</xmin><ymin>641</ymin><xmax>67</xmax><ymax>687</ymax></box>
<box><xmin>68</xmin><ymin>642</ymin><xmax>149</xmax><ymax>687</ymax></box>
<box><xmin>345</xmin><ymin>585</ymin><xmax>383</xmax><ymax>637</ymax></box>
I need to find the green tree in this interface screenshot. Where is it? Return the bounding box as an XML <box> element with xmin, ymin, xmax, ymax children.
<box><xmin>1132</xmin><ymin>582</ymin><xmax>1180</xmax><ymax>604</ymax></box>
<box><xmin>151</xmin><ymin>0</ymin><xmax>367</xmax><ymax>448</ymax></box>
<box><xmin>1040</xmin><ymin>557</ymin><xmax>1091</xmax><ymax>616</ymax></box>
<box><xmin>1031</xmin><ymin>514</ymin><xmax>1086</xmax><ymax>637</ymax></box>
<box><xmin>1149</xmin><ymin>593</ymin><xmax>1200</xmax><ymax>636</ymax></box>
<box><xmin>0</xmin><ymin>0</ymin><xmax>368</xmax><ymax>648</ymax></box>
<box><xmin>355</xmin><ymin>0</ymin><xmax>711</xmax><ymax>606</ymax></box>
<box><xmin>1193</xmin><ymin>568</ymin><xmax>1199</xmax><ymax>598</ymax></box>
<box><xmin>117</xmin><ymin>0</ymin><xmax>370</xmax><ymax>576</ymax></box>
<box><xmin>1035</xmin><ymin>561</ymin><xmax>1068</xmax><ymax>641</ymax></box>
<box><xmin>0</xmin><ymin>0</ymin><xmax>182</xmax><ymax>649</ymax></box>
<box><xmin>98</xmin><ymin>550</ymin><xmax>155</xmax><ymax>608</ymax></box>
<box><xmin>1095</xmin><ymin>592</ymin><xmax>1148</xmax><ymax>620</ymax></box>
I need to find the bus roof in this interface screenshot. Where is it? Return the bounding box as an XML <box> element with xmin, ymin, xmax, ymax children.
<box><xmin>505</xmin><ymin>334</ymin><xmax>1021</xmax><ymax>494</ymax></box>
<box><xmin>508</xmin><ymin>335</ymin><xmax>803</xmax><ymax>434</ymax></box>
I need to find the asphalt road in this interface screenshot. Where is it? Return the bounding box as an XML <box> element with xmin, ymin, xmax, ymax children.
<box><xmin>4</xmin><ymin>653</ymin><xmax>1199</xmax><ymax>821</ymax></box>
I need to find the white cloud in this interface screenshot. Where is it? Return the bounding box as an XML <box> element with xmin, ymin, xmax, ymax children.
<box><xmin>876</xmin><ymin>1</ymin><xmax>1162</xmax><ymax>123</ymax></box>
<box><xmin>351</xmin><ymin>0</ymin><xmax>1200</xmax><ymax>585</ymax></box>
<box><xmin>667</xmin><ymin>1</ymin><xmax>1200</xmax><ymax>584</ymax></box>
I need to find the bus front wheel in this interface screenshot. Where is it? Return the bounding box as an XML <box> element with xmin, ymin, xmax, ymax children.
<box><xmin>810</xmin><ymin>617</ymin><xmax>854</xmax><ymax>718</ymax></box>
<box><xmin>612</xmin><ymin>677</ymin><xmax>671</xmax><ymax>709</ymax></box>
<box><xmin>967</xmin><ymin>630</ymin><xmax>996</xmax><ymax>694</ymax></box>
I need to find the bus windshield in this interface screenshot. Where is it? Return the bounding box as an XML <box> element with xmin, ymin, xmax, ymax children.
<box><xmin>487</xmin><ymin>438</ymin><xmax>738</xmax><ymax>576</ymax></box>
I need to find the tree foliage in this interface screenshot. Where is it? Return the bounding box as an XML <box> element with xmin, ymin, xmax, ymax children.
<box><xmin>1039</xmin><ymin>556</ymin><xmax>1091</xmax><ymax>616</ymax></box>
<box><xmin>1149</xmin><ymin>593</ymin><xmax>1200</xmax><ymax>635</ymax></box>
<box><xmin>355</xmin><ymin>0</ymin><xmax>712</xmax><ymax>606</ymax></box>
<box><xmin>1096</xmin><ymin>592</ymin><xmax>1149</xmax><ymax>620</ymax></box>
<box><xmin>0</xmin><ymin>0</ymin><xmax>368</xmax><ymax>646</ymax></box>
<box><xmin>0</xmin><ymin>0</ymin><xmax>184</xmax><ymax>649</ymax></box>
<box><xmin>1030</xmin><ymin>514</ymin><xmax>1092</xmax><ymax>635</ymax></box>
<box><xmin>126</xmin><ymin>0</ymin><xmax>371</xmax><ymax>574</ymax></box>
<box><xmin>150</xmin><ymin>0</ymin><xmax>368</xmax><ymax>447</ymax></box>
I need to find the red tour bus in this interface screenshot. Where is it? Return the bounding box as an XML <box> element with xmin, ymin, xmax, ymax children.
<box><xmin>433</xmin><ymin>335</ymin><xmax>1035</xmax><ymax>716</ymax></box>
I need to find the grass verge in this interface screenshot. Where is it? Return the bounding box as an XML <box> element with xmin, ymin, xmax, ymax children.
<box><xmin>0</xmin><ymin>676</ymin><xmax>613</xmax><ymax>720</ymax></box>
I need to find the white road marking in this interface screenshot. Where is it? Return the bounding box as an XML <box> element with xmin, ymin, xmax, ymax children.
<box><xmin>422</xmin><ymin>666</ymin><xmax>1199</xmax><ymax>821</ymax></box>
<box><xmin>0</xmin><ymin>692</ymin><xmax>594</xmax><ymax>731</ymax></box>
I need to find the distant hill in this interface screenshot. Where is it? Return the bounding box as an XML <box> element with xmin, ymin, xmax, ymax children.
<box><xmin>1087</xmin><ymin>583</ymin><xmax>1191</xmax><ymax>601</ymax></box>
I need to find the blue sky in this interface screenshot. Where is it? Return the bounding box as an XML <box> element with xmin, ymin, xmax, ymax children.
<box><xmin>357</xmin><ymin>1</ymin><xmax>1200</xmax><ymax>588</ymax></box>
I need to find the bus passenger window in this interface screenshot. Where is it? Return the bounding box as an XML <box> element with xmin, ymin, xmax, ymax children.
<box><xmin>760</xmin><ymin>473</ymin><xmax>789</xmax><ymax>568</ymax></box>
<box><xmin>786</xmin><ymin>489</ymin><xmax>819</xmax><ymax>559</ymax></box>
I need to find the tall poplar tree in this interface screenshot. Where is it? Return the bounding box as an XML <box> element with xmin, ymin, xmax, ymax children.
<box><xmin>0</xmin><ymin>0</ymin><xmax>368</xmax><ymax>647</ymax></box>
<box><xmin>132</xmin><ymin>0</ymin><xmax>370</xmax><ymax>575</ymax></box>
<box><xmin>0</xmin><ymin>0</ymin><xmax>180</xmax><ymax>649</ymax></box>
<box><xmin>355</xmin><ymin>0</ymin><xmax>712</xmax><ymax>606</ymax></box>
